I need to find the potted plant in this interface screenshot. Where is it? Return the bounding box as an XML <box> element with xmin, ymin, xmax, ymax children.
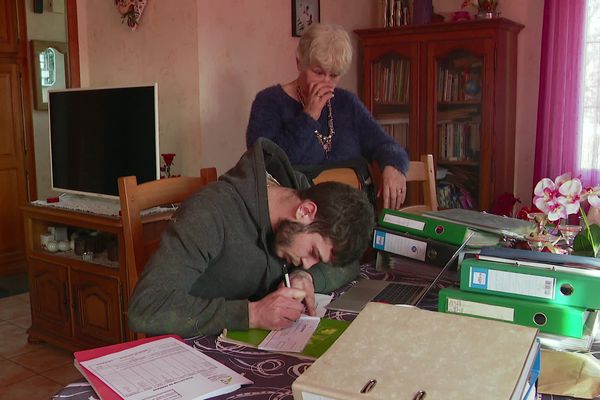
<box><xmin>461</xmin><ymin>0</ymin><xmax>499</xmax><ymax>19</ymax></box>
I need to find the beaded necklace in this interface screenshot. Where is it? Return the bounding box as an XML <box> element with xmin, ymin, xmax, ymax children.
<box><xmin>296</xmin><ymin>82</ymin><xmax>335</xmax><ymax>155</ymax></box>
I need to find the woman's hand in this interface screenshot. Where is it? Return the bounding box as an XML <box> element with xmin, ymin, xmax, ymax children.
<box><xmin>302</xmin><ymin>81</ymin><xmax>335</xmax><ymax>120</ymax></box>
<box><xmin>379</xmin><ymin>166</ymin><xmax>407</xmax><ymax>210</ymax></box>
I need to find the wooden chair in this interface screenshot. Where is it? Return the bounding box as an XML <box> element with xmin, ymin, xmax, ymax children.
<box><xmin>312</xmin><ymin>167</ymin><xmax>362</xmax><ymax>189</ymax></box>
<box><xmin>371</xmin><ymin>154</ymin><xmax>438</xmax><ymax>214</ymax></box>
<box><xmin>118</xmin><ymin>168</ymin><xmax>217</xmax><ymax>316</ymax></box>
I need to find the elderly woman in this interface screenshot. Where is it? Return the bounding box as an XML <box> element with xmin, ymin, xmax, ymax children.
<box><xmin>246</xmin><ymin>23</ymin><xmax>409</xmax><ymax>210</ymax></box>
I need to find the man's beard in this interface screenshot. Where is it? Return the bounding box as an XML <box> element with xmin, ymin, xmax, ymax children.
<box><xmin>274</xmin><ymin>219</ymin><xmax>307</xmax><ymax>248</ymax></box>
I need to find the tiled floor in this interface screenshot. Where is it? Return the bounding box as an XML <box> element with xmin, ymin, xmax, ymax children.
<box><xmin>0</xmin><ymin>293</ymin><xmax>82</xmax><ymax>400</ymax></box>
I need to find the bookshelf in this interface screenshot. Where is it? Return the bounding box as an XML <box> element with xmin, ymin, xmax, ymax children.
<box><xmin>356</xmin><ymin>18</ymin><xmax>523</xmax><ymax>211</ymax></box>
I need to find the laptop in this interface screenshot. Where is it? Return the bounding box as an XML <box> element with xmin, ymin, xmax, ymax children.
<box><xmin>326</xmin><ymin>232</ymin><xmax>473</xmax><ymax>313</ymax></box>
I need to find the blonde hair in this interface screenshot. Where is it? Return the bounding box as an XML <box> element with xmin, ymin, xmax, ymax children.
<box><xmin>296</xmin><ymin>23</ymin><xmax>353</xmax><ymax>76</ymax></box>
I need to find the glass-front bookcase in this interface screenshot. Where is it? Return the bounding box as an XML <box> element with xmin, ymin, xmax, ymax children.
<box><xmin>434</xmin><ymin>50</ymin><xmax>483</xmax><ymax>209</ymax></box>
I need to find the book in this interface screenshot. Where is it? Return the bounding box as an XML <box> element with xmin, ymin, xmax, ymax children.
<box><xmin>220</xmin><ymin>317</ymin><xmax>350</xmax><ymax>360</ymax></box>
<box><xmin>378</xmin><ymin>209</ymin><xmax>499</xmax><ymax>247</ymax></box>
<box><xmin>74</xmin><ymin>335</ymin><xmax>252</xmax><ymax>400</ymax></box>
<box><xmin>423</xmin><ymin>208</ymin><xmax>534</xmax><ymax>240</ymax></box>
<box><xmin>461</xmin><ymin>258</ymin><xmax>600</xmax><ymax>309</ymax></box>
<box><xmin>372</xmin><ymin>226</ymin><xmax>460</xmax><ymax>269</ymax></box>
<box><xmin>292</xmin><ymin>303</ymin><xmax>540</xmax><ymax>400</ymax></box>
<box><xmin>478</xmin><ymin>246</ymin><xmax>600</xmax><ymax>271</ymax></box>
<box><xmin>438</xmin><ymin>287</ymin><xmax>590</xmax><ymax>338</ymax></box>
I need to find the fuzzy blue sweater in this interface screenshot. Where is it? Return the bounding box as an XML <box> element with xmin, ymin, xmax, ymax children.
<box><xmin>246</xmin><ymin>85</ymin><xmax>409</xmax><ymax>173</ymax></box>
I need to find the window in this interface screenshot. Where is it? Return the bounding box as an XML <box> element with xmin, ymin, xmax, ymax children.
<box><xmin>580</xmin><ymin>0</ymin><xmax>600</xmax><ymax>170</ymax></box>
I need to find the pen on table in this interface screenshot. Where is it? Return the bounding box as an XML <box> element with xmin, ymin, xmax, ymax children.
<box><xmin>413</xmin><ymin>390</ymin><xmax>426</xmax><ymax>400</ymax></box>
<box><xmin>282</xmin><ymin>262</ymin><xmax>291</xmax><ymax>288</ymax></box>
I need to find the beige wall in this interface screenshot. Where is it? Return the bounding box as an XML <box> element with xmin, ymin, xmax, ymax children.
<box><xmin>34</xmin><ymin>0</ymin><xmax>542</xmax><ymax>207</ymax></box>
<box><xmin>25</xmin><ymin>0</ymin><xmax>68</xmax><ymax>200</ymax></box>
<box><xmin>73</xmin><ymin>0</ymin><xmax>376</xmax><ymax>184</ymax></box>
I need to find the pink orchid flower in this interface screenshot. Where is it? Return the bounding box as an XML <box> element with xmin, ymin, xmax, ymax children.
<box><xmin>533</xmin><ymin>178</ymin><xmax>558</xmax><ymax>214</ymax></box>
<box><xmin>558</xmin><ymin>178</ymin><xmax>582</xmax><ymax>215</ymax></box>
<box><xmin>582</xmin><ymin>185</ymin><xmax>600</xmax><ymax>208</ymax></box>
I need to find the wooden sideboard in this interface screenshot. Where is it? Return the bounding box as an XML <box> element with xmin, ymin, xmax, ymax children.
<box><xmin>22</xmin><ymin>202</ymin><xmax>170</xmax><ymax>351</ymax></box>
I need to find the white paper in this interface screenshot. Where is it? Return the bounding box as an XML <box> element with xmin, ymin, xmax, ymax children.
<box><xmin>447</xmin><ymin>298</ymin><xmax>515</xmax><ymax>322</ymax></box>
<box><xmin>314</xmin><ymin>293</ymin><xmax>333</xmax><ymax>317</ymax></box>
<box><xmin>477</xmin><ymin>269</ymin><xmax>555</xmax><ymax>299</ymax></box>
<box><xmin>80</xmin><ymin>337</ymin><xmax>252</xmax><ymax>400</ymax></box>
<box><xmin>258</xmin><ymin>315</ymin><xmax>320</xmax><ymax>353</ymax></box>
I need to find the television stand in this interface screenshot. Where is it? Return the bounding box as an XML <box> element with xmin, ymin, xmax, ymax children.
<box><xmin>21</xmin><ymin>198</ymin><xmax>172</xmax><ymax>351</ymax></box>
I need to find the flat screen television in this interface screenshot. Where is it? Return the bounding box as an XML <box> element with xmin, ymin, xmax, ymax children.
<box><xmin>48</xmin><ymin>84</ymin><xmax>159</xmax><ymax>199</ymax></box>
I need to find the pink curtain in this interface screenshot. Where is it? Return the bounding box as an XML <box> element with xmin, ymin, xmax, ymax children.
<box><xmin>533</xmin><ymin>0</ymin><xmax>586</xmax><ymax>183</ymax></box>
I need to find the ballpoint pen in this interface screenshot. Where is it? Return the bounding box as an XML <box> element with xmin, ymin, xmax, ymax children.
<box><xmin>282</xmin><ymin>262</ymin><xmax>291</xmax><ymax>288</ymax></box>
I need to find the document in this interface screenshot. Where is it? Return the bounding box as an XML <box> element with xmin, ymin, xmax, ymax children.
<box><xmin>79</xmin><ymin>336</ymin><xmax>252</xmax><ymax>400</ymax></box>
<box><xmin>259</xmin><ymin>315</ymin><xmax>320</xmax><ymax>353</ymax></box>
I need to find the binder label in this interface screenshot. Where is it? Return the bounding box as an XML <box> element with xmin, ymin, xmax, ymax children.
<box><xmin>468</xmin><ymin>267</ymin><xmax>555</xmax><ymax>299</ymax></box>
<box><xmin>373</xmin><ymin>230</ymin><xmax>426</xmax><ymax>261</ymax></box>
<box><xmin>382</xmin><ymin>214</ymin><xmax>425</xmax><ymax>231</ymax></box>
<box><xmin>447</xmin><ymin>298</ymin><xmax>515</xmax><ymax>322</ymax></box>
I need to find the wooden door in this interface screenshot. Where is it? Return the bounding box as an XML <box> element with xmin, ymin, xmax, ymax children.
<box><xmin>71</xmin><ymin>270</ymin><xmax>123</xmax><ymax>345</ymax></box>
<box><xmin>0</xmin><ymin>60</ymin><xmax>30</xmax><ymax>275</ymax></box>
<box><xmin>29</xmin><ymin>259</ymin><xmax>72</xmax><ymax>338</ymax></box>
<box><xmin>0</xmin><ymin>0</ymin><xmax>18</xmax><ymax>53</ymax></box>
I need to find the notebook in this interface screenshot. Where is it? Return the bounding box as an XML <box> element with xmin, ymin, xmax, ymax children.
<box><xmin>326</xmin><ymin>232</ymin><xmax>473</xmax><ymax>313</ymax></box>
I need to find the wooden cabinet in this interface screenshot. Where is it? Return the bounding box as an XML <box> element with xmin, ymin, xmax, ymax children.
<box><xmin>22</xmin><ymin>202</ymin><xmax>169</xmax><ymax>351</ymax></box>
<box><xmin>0</xmin><ymin>0</ymin><xmax>20</xmax><ymax>53</ymax></box>
<box><xmin>356</xmin><ymin>18</ymin><xmax>523</xmax><ymax>211</ymax></box>
<box><xmin>24</xmin><ymin>205</ymin><xmax>124</xmax><ymax>350</ymax></box>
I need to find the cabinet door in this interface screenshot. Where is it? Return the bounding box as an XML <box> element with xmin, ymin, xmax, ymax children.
<box><xmin>0</xmin><ymin>0</ymin><xmax>19</xmax><ymax>53</ymax></box>
<box><xmin>362</xmin><ymin>43</ymin><xmax>420</xmax><ymax>158</ymax></box>
<box><xmin>71</xmin><ymin>270</ymin><xmax>123</xmax><ymax>345</ymax></box>
<box><xmin>29</xmin><ymin>259</ymin><xmax>72</xmax><ymax>338</ymax></box>
<box><xmin>425</xmin><ymin>39</ymin><xmax>495</xmax><ymax>211</ymax></box>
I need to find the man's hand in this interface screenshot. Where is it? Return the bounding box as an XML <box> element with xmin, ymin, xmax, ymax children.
<box><xmin>379</xmin><ymin>166</ymin><xmax>407</xmax><ymax>210</ymax></box>
<box><xmin>248</xmin><ymin>287</ymin><xmax>306</xmax><ymax>330</ymax></box>
<box><xmin>289</xmin><ymin>270</ymin><xmax>316</xmax><ymax>316</ymax></box>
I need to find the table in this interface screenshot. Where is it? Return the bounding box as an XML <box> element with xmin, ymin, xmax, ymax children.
<box><xmin>51</xmin><ymin>263</ymin><xmax>598</xmax><ymax>400</ymax></box>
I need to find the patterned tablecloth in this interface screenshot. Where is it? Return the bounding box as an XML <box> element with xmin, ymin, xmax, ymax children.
<box><xmin>51</xmin><ymin>263</ymin><xmax>597</xmax><ymax>400</ymax></box>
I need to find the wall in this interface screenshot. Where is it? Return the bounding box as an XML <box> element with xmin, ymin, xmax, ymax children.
<box><xmin>74</xmin><ymin>0</ymin><xmax>377</xmax><ymax>183</ymax></box>
<box><xmin>25</xmin><ymin>0</ymin><xmax>68</xmax><ymax>199</ymax></box>
<box><xmin>433</xmin><ymin>0</ymin><xmax>544</xmax><ymax>207</ymax></box>
<box><xmin>39</xmin><ymin>0</ymin><xmax>543</xmax><ymax>207</ymax></box>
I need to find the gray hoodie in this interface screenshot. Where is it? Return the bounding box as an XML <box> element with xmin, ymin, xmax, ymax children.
<box><xmin>128</xmin><ymin>138</ymin><xmax>359</xmax><ymax>337</ymax></box>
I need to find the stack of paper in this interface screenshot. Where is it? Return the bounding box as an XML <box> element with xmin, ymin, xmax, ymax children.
<box><xmin>74</xmin><ymin>335</ymin><xmax>252</xmax><ymax>400</ymax></box>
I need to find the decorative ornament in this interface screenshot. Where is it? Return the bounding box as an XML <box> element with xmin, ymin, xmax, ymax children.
<box><xmin>160</xmin><ymin>153</ymin><xmax>177</xmax><ymax>178</ymax></box>
<box><xmin>114</xmin><ymin>0</ymin><xmax>147</xmax><ymax>31</ymax></box>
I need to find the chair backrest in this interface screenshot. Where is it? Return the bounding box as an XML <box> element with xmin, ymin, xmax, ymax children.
<box><xmin>312</xmin><ymin>167</ymin><xmax>362</xmax><ymax>189</ymax></box>
<box><xmin>370</xmin><ymin>154</ymin><xmax>438</xmax><ymax>214</ymax></box>
<box><xmin>118</xmin><ymin>167</ymin><xmax>217</xmax><ymax>303</ymax></box>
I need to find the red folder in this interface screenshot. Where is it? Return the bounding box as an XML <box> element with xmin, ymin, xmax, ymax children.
<box><xmin>73</xmin><ymin>335</ymin><xmax>183</xmax><ymax>400</ymax></box>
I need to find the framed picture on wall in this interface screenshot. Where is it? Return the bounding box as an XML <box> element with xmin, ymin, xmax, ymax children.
<box><xmin>292</xmin><ymin>0</ymin><xmax>320</xmax><ymax>37</ymax></box>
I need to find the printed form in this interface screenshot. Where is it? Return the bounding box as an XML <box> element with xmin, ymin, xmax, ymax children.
<box><xmin>80</xmin><ymin>337</ymin><xmax>252</xmax><ymax>400</ymax></box>
<box><xmin>257</xmin><ymin>293</ymin><xmax>333</xmax><ymax>353</ymax></box>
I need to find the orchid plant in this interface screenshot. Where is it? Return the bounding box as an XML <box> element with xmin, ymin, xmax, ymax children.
<box><xmin>533</xmin><ymin>173</ymin><xmax>600</xmax><ymax>257</ymax></box>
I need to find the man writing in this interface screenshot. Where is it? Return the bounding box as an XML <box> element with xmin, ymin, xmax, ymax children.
<box><xmin>128</xmin><ymin>138</ymin><xmax>375</xmax><ymax>337</ymax></box>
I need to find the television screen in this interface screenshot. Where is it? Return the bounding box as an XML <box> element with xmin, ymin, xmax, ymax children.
<box><xmin>49</xmin><ymin>84</ymin><xmax>159</xmax><ymax>198</ymax></box>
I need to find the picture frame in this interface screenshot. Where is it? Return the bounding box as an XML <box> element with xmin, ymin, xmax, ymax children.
<box><xmin>292</xmin><ymin>0</ymin><xmax>320</xmax><ymax>37</ymax></box>
<box><xmin>30</xmin><ymin>40</ymin><xmax>70</xmax><ymax>111</ymax></box>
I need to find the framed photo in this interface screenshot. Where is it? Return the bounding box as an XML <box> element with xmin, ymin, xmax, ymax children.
<box><xmin>292</xmin><ymin>0</ymin><xmax>320</xmax><ymax>37</ymax></box>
